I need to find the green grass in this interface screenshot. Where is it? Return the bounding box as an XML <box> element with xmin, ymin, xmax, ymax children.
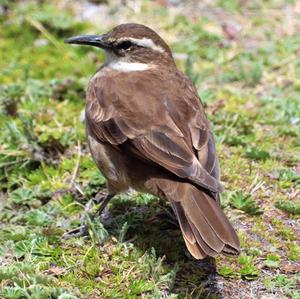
<box><xmin>0</xmin><ymin>0</ymin><xmax>299</xmax><ymax>298</ymax></box>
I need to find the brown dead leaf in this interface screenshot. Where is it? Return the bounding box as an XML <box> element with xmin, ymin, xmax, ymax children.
<box><xmin>155</xmin><ymin>0</ymin><xmax>168</xmax><ymax>7</ymax></box>
<box><xmin>206</xmin><ymin>99</ymin><xmax>225</xmax><ymax>115</ymax></box>
<box><xmin>4</xmin><ymin>100</ymin><xmax>18</xmax><ymax>118</ymax></box>
<box><xmin>266</xmin><ymin>170</ymin><xmax>280</xmax><ymax>180</ymax></box>
<box><xmin>288</xmin><ymin>189</ymin><xmax>300</xmax><ymax>200</ymax></box>
<box><xmin>222</xmin><ymin>22</ymin><xmax>241</xmax><ymax>41</ymax></box>
<box><xmin>294</xmin><ymin>163</ymin><xmax>300</xmax><ymax>176</ymax></box>
<box><xmin>44</xmin><ymin>264</ymin><xmax>67</xmax><ymax>276</ymax></box>
<box><xmin>281</xmin><ymin>262</ymin><xmax>300</xmax><ymax>274</ymax></box>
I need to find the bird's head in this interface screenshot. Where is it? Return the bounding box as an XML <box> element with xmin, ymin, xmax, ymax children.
<box><xmin>65</xmin><ymin>23</ymin><xmax>175</xmax><ymax>70</ymax></box>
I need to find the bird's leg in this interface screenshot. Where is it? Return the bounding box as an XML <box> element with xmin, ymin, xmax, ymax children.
<box><xmin>93</xmin><ymin>193</ymin><xmax>114</xmax><ymax>218</ymax></box>
<box><xmin>63</xmin><ymin>193</ymin><xmax>114</xmax><ymax>239</ymax></box>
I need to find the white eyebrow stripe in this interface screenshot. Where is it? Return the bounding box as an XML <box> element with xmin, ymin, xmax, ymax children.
<box><xmin>119</xmin><ymin>37</ymin><xmax>165</xmax><ymax>53</ymax></box>
<box><xmin>109</xmin><ymin>61</ymin><xmax>150</xmax><ymax>72</ymax></box>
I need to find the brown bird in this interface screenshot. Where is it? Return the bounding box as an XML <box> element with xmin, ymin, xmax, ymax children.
<box><xmin>65</xmin><ymin>23</ymin><xmax>240</xmax><ymax>259</ymax></box>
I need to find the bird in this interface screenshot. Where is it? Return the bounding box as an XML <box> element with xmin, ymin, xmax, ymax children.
<box><xmin>65</xmin><ymin>23</ymin><xmax>240</xmax><ymax>259</ymax></box>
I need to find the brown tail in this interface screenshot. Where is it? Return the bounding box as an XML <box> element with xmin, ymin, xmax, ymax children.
<box><xmin>157</xmin><ymin>181</ymin><xmax>240</xmax><ymax>259</ymax></box>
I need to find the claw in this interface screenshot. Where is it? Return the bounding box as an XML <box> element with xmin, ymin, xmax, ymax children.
<box><xmin>62</xmin><ymin>225</ymin><xmax>88</xmax><ymax>239</ymax></box>
<box><xmin>62</xmin><ymin>193</ymin><xmax>115</xmax><ymax>240</ymax></box>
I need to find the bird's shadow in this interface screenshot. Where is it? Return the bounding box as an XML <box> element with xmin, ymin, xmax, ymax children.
<box><xmin>103</xmin><ymin>198</ymin><xmax>223</xmax><ymax>298</ymax></box>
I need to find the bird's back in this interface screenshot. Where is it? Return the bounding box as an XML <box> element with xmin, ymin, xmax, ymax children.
<box><xmin>86</xmin><ymin>66</ymin><xmax>221</xmax><ymax>191</ymax></box>
<box><xmin>85</xmin><ymin>66</ymin><xmax>239</xmax><ymax>258</ymax></box>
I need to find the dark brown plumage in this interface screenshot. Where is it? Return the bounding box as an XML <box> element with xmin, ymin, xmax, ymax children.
<box><xmin>66</xmin><ymin>23</ymin><xmax>240</xmax><ymax>259</ymax></box>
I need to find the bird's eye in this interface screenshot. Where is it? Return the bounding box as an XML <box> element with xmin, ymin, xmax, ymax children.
<box><xmin>117</xmin><ymin>41</ymin><xmax>132</xmax><ymax>50</ymax></box>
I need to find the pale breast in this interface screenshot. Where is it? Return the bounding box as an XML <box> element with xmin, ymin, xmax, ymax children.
<box><xmin>87</xmin><ymin>134</ymin><xmax>130</xmax><ymax>194</ymax></box>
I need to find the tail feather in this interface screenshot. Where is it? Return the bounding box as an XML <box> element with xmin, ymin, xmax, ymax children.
<box><xmin>184</xmin><ymin>237</ymin><xmax>207</xmax><ymax>259</ymax></box>
<box><xmin>170</xmin><ymin>200</ymin><xmax>207</xmax><ymax>259</ymax></box>
<box><xmin>170</xmin><ymin>200</ymin><xmax>195</xmax><ymax>244</ymax></box>
<box><xmin>161</xmin><ymin>181</ymin><xmax>240</xmax><ymax>259</ymax></box>
<box><xmin>188</xmin><ymin>220</ymin><xmax>220</xmax><ymax>257</ymax></box>
<box><xmin>223</xmin><ymin>244</ymin><xmax>239</xmax><ymax>255</ymax></box>
<box><xmin>192</xmin><ymin>191</ymin><xmax>239</xmax><ymax>249</ymax></box>
<box><xmin>182</xmin><ymin>191</ymin><xmax>226</xmax><ymax>253</ymax></box>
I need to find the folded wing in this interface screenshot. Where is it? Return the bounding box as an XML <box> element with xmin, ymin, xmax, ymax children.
<box><xmin>86</xmin><ymin>71</ymin><xmax>222</xmax><ymax>193</ymax></box>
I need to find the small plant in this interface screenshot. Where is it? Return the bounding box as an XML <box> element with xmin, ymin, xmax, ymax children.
<box><xmin>0</xmin><ymin>286</ymin><xmax>27</xmax><ymax>299</ymax></box>
<box><xmin>238</xmin><ymin>59</ymin><xmax>263</xmax><ymax>87</ymax></box>
<box><xmin>30</xmin><ymin>5</ymin><xmax>80</xmax><ymax>35</ymax></box>
<box><xmin>24</xmin><ymin>209</ymin><xmax>53</xmax><ymax>226</ymax></box>
<box><xmin>88</xmin><ymin>219</ymin><xmax>109</xmax><ymax>244</ymax></box>
<box><xmin>238</xmin><ymin>255</ymin><xmax>259</xmax><ymax>280</ymax></box>
<box><xmin>287</xmin><ymin>244</ymin><xmax>300</xmax><ymax>261</ymax></box>
<box><xmin>264</xmin><ymin>254</ymin><xmax>280</xmax><ymax>268</ymax></box>
<box><xmin>9</xmin><ymin>187</ymin><xmax>36</xmax><ymax>205</ymax></box>
<box><xmin>245</xmin><ymin>148</ymin><xmax>270</xmax><ymax>161</ymax></box>
<box><xmin>228</xmin><ymin>190</ymin><xmax>263</xmax><ymax>215</ymax></box>
<box><xmin>118</xmin><ymin>221</ymin><xmax>129</xmax><ymax>243</ymax></box>
<box><xmin>275</xmin><ymin>200</ymin><xmax>300</xmax><ymax>215</ymax></box>
<box><xmin>218</xmin><ymin>265</ymin><xmax>238</xmax><ymax>278</ymax></box>
<box><xmin>278</xmin><ymin>169</ymin><xmax>300</xmax><ymax>189</ymax></box>
<box><xmin>58</xmin><ymin>294</ymin><xmax>79</xmax><ymax>299</ymax></box>
<box><xmin>279</xmin><ymin>169</ymin><xmax>300</xmax><ymax>182</ymax></box>
<box><xmin>185</xmin><ymin>56</ymin><xmax>200</xmax><ymax>85</ymax></box>
<box><xmin>274</xmin><ymin>274</ymin><xmax>295</xmax><ymax>288</ymax></box>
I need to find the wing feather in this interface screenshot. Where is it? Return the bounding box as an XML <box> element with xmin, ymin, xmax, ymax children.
<box><xmin>86</xmin><ymin>70</ymin><xmax>222</xmax><ymax>193</ymax></box>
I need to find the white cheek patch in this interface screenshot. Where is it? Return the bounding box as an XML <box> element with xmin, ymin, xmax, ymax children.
<box><xmin>119</xmin><ymin>37</ymin><xmax>165</xmax><ymax>53</ymax></box>
<box><xmin>102</xmin><ymin>50</ymin><xmax>150</xmax><ymax>72</ymax></box>
<box><xmin>102</xmin><ymin>36</ymin><xmax>164</xmax><ymax>72</ymax></box>
<box><xmin>109</xmin><ymin>61</ymin><xmax>150</xmax><ymax>72</ymax></box>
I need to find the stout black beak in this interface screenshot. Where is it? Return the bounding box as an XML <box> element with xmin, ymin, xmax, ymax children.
<box><xmin>64</xmin><ymin>34</ymin><xmax>111</xmax><ymax>48</ymax></box>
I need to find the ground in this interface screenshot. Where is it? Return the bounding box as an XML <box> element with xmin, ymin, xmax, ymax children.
<box><xmin>0</xmin><ymin>0</ymin><xmax>299</xmax><ymax>298</ymax></box>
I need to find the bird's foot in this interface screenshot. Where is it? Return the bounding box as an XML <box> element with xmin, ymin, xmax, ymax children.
<box><xmin>62</xmin><ymin>225</ymin><xmax>88</xmax><ymax>239</ymax></box>
<box><xmin>62</xmin><ymin>200</ymin><xmax>92</xmax><ymax>239</ymax></box>
<box><xmin>62</xmin><ymin>193</ymin><xmax>114</xmax><ymax>240</ymax></box>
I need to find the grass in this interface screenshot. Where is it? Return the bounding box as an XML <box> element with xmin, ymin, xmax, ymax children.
<box><xmin>0</xmin><ymin>0</ymin><xmax>299</xmax><ymax>298</ymax></box>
